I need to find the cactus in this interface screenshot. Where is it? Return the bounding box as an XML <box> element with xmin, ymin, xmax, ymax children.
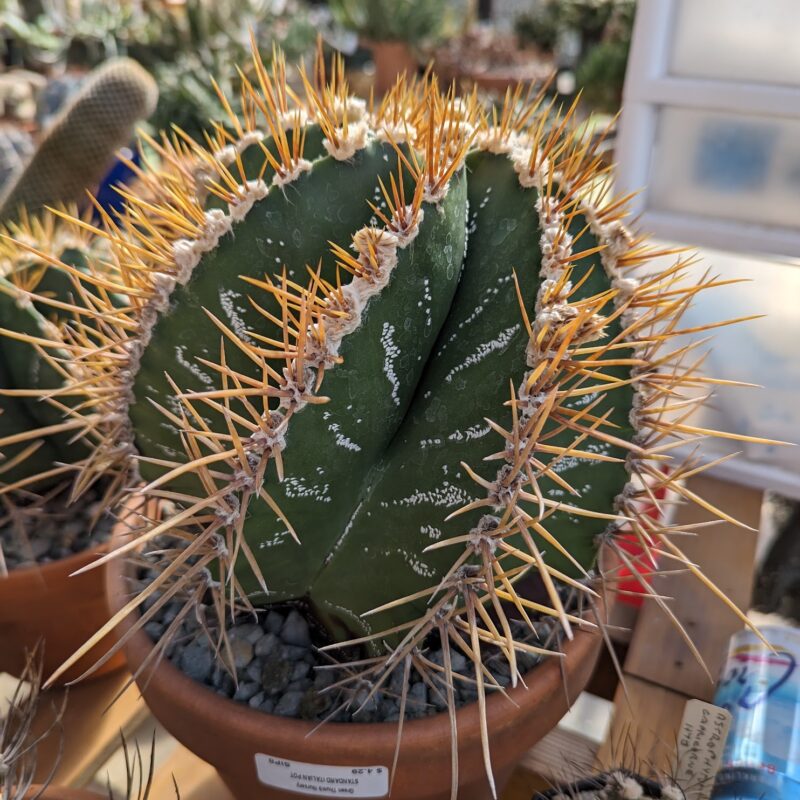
<box><xmin>0</xmin><ymin>209</ymin><xmax>116</xmax><ymax>498</ymax></box>
<box><xmin>0</xmin><ymin>57</ymin><xmax>158</xmax><ymax>221</ymax></box>
<box><xmin>0</xmin><ymin>647</ymin><xmax>62</xmax><ymax>800</ymax></box>
<box><xmin>2</xmin><ymin>45</ymin><xmax>778</xmax><ymax>795</ymax></box>
<box><xmin>533</xmin><ymin>770</ymin><xmax>687</xmax><ymax>800</ymax></box>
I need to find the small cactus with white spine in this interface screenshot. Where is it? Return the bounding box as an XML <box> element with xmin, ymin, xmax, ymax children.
<box><xmin>0</xmin><ymin>45</ymin><xmax>778</xmax><ymax>797</ymax></box>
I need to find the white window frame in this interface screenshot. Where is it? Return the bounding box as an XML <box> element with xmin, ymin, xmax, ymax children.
<box><xmin>615</xmin><ymin>0</ymin><xmax>800</xmax><ymax>258</ymax></box>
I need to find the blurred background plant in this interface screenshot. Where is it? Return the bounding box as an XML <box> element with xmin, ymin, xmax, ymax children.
<box><xmin>328</xmin><ymin>0</ymin><xmax>473</xmax><ymax>47</ymax></box>
<box><xmin>515</xmin><ymin>0</ymin><xmax>635</xmax><ymax>112</ymax></box>
<box><xmin>0</xmin><ymin>0</ymin><xmax>636</xmax><ymax>206</ymax></box>
<box><xmin>1</xmin><ymin>0</ymin><xmax>326</xmax><ymax>142</ymax></box>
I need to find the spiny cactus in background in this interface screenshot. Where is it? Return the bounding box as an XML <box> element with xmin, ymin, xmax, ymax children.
<box><xmin>0</xmin><ymin>209</ymin><xmax>117</xmax><ymax>501</ymax></box>
<box><xmin>3</xmin><ymin>44</ymin><xmax>777</xmax><ymax>795</ymax></box>
<box><xmin>0</xmin><ymin>57</ymin><xmax>157</xmax><ymax>221</ymax></box>
<box><xmin>533</xmin><ymin>770</ymin><xmax>686</xmax><ymax>800</ymax></box>
<box><xmin>0</xmin><ymin>647</ymin><xmax>65</xmax><ymax>800</ymax></box>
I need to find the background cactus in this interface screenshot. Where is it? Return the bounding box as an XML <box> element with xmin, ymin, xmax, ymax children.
<box><xmin>0</xmin><ymin>210</ymin><xmax>118</xmax><ymax>500</ymax></box>
<box><xmin>0</xmin><ymin>57</ymin><xmax>157</xmax><ymax>220</ymax></box>
<box><xmin>2</xmin><ymin>44</ymin><xmax>775</xmax><ymax>794</ymax></box>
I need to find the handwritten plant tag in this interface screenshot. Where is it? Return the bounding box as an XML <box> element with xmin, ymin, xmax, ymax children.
<box><xmin>675</xmin><ymin>699</ymin><xmax>732</xmax><ymax>800</ymax></box>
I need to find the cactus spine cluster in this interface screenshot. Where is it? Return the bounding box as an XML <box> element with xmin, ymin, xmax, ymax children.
<box><xmin>0</xmin><ymin>44</ymin><xmax>774</xmax><ymax>794</ymax></box>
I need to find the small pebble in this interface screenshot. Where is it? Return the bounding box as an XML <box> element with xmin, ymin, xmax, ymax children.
<box><xmin>261</xmin><ymin>652</ymin><xmax>292</xmax><ymax>694</ymax></box>
<box><xmin>143</xmin><ymin>622</ymin><xmax>164</xmax><ymax>642</ymax></box>
<box><xmin>230</xmin><ymin>638</ymin><xmax>254</xmax><ymax>669</ymax></box>
<box><xmin>281</xmin><ymin>610</ymin><xmax>311</xmax><ymax>647</ymax></box>
<box><xmin>234</xmin><ymin>682</ymin><xmax>260</xmax><ymax>703</ymax></box>
<box><xmin>248</xmin><ymin>691</ymin><xmax>265</xmax><ymax>709</ymax></box>
<box><xmin>265</xmin><ymin>610</ymin><xmax>284</xmax><ymax>634</ymax></box>
<box><xmin>254</xmin><ymin>632</ymin><xmax>280</xmax><ymax>658</ymax></box>
<box><xmin>282</xmin><ymin>645</ymin><xmax>307</xmax><ymax>661</ymax></box>
<box><xmin>274</xmin><ymin>690</ymin><xmax>304</xmax><ymax>717</ymax></box>
<box><xmin>179</xmin><ymin>642</ymin><xmax>213</xmax><ymax>683</ymax></box>
<box><xmin>313</xmin><ymin>669</ymin><xmax>335</xmax><ymax>691</ymax></box>
<box><xmin>291</xmin><ymin>661</ymin><xmax>311</xmax><ymax>681</ymax></box>
<box><xmin>231</xmin><ymin>622</ymin><xmax>263</xmax><ymax>644</ymax></box>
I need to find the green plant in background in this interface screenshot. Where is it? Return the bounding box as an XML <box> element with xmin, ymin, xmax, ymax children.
<box><xmin>515</xmin><ymin>0</ymin><xmax>635</xmax><ymax>113</ymax></box>
<box><xmin>0</xmin><ymin>208</ymin><xmax>116</xmax><ymax>505</ymax></box>
<box><xmin>2</xmin><ymin>45</ymin><xmax>774</xmax><ymax>793</ymax></box>
<box><xmin>576</xmin><ymin>34</ymin><xmax>630</xmax><ymax>113</ymax></box>
<box><xmin>0</xmin><ymin>0</ymin><xmax>145</xmax><ymax>69</ymax></box>
<box><xmin>1</xmin><ymin>0</ymin><xmax>325</xmax><ymax>143</ymax></box>
<box><xmin>328</xmin><ymin>0</ymin><xmax>472</xmax><ymax>45</ymax></box>
<box><xmin>133</xmin><ymin>0</ymin><xmax>324</xmax><ymax>143</ymax></box>
<box><xmin>0</xmin><ymin>57</ymin><xmax>158</xmax><ymax>220</ymax></box>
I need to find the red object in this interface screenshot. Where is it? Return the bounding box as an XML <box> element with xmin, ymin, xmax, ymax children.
<box><xmin>615</xmin><ymin>479</ymin><xmax>669</xmax><ymax>607</ymax></box>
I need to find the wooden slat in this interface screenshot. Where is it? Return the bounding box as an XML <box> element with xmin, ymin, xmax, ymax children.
<box><xmin>520</xmin><ymin>726</ymin><xmax>599</xmax><ymax>782</ymax></box>
<box><xmin>594</xmin><ymin>674</ymin><xmax>686</xmax><ymax>773</ymax></box>
<box><xmin>148</xmin><ymin>743</ymin><xmax>233</xmax><ymax>800</ymax></box>
<box><xmin>31</xmin><ymin>671</ymin><xmax>149</xmax><ymax>787</ymax></box>
<box><xmin>623</xmin><ymin>475</ymin><xmax>763</xmax><ymax>699</ymax></box>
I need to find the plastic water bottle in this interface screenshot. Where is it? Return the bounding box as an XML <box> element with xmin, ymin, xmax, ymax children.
<box><xmin>711</xmin><ymin>626</ymin><xmax>800</xmax><ymax>800</ymax></box>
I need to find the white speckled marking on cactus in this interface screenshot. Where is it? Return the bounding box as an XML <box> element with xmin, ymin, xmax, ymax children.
<box><xmin>281</xmin><ymin>476</ymin><xmax>332</xmax><ymax>504</ymax></box>
<box><xmin>174</xmin><ymin>344</ymin><xmax>214</xmax><ymax>387</ymax></box>
<box><xmin>219</xmin><ymin>288</ymin><xmax>254</xmax><ymax>344</ymax></box>
<box><xmin>327</xmin><ymin>422</ymin><xmax>362</xmax><ymax>453</ymax></box>
<box><xmin>443</xmin><ymin>324</ymin><xmax>520</xmax><ymax>384</ymax></box>
<box><xmin>380</xmin><ymin>322</ymin><xmax>401</xmax><ymax>406</ymax></box>
<box><xmin>390</xmin><ymin>481</ymin><xmax>473</xmax><ymax>509</ymax></box>
<box><xmin>400</xmin><ymin>550</ymin><xmax>437</xmax><ymax>578</ymax></box>
<box><xmin>420</xmin><ymin>524</ymin><xmax>443</xmax><ymax>540</ymax></box>
<box><xmin>447</xmin><ymin>423</ymin><xmax>491</xmax><ymax>442</ymax></box>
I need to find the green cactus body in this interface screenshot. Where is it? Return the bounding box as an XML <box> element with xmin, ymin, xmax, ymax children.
<box><xmin>308</xmin><ymin>152</ymin><xmax>630</xmax><ymax>637</ymax></box>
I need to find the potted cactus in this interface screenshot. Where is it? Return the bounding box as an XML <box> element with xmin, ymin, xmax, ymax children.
<box><xmin>0</xmin><ymin>54</ymin><xmax>157</xmax><ymax>683</ymax></box>
<box><xmin>0</xmin><ymin>210</ymin><xmax>129</xmax><ymax>683</ymax></box>
<box><xmin>3</xmin><ymin>43</ymin><xmax>773</xmax><ymax>800</ymax></box>
<box><xmin>329</xmin><ymin>0</ymin><xmax>472</xmax><ymax>93</ymax></box>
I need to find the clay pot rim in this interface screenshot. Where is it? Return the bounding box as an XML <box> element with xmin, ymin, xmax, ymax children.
<box><xmin>107</xmin><ymin>512</ymin><xmax>603</xmax><ymax>744</ymax></box>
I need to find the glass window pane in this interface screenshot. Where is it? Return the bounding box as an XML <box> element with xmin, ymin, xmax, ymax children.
<box><xmin>648</xmin><ymin>107</ymin><xmax>800</xmax><ymax>231</ymax></box>
<box><xmin>670</xmin><ymin>0</ymin><xmax>800</xmax><ymax>86</ymax></box>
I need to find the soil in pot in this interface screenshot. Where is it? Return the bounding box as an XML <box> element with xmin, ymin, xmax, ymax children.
<box><xmin>118</xmin><ymin>548</ymin><xmax>602</xmax><ymax>800</ymax></box>
<box><xmin>0</xmin><ymin>485</ymin><xmax>123</xmax><ymax>683</ymax></box>
<box><xmin>144</xmin><ymin>590</ymin><xmax>573</xmax><ymax>724</ymax></box>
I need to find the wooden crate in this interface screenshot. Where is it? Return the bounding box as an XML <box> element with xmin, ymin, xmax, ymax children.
<box><xmin>1</xmin><ymin>476</ymin><xmax>763</xmax><ymax>799</ymax></box>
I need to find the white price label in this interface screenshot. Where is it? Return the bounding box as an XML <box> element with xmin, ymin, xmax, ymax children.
<box><xmin>675</xmin><ymin>699</ymin><xmax>732</xmax><ymax>800</ymax></box>
<box><xmin>255</xmin><ymin>753</ymin><xmax>389</xmax><ymax>797</ymax></box>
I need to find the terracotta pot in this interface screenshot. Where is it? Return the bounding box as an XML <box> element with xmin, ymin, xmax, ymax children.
<box><xmin>0</xmin><ymin>545</ymin><xmax>124</xmax><ymax>684</ymax></box>
<box><xmin>25</xmin><ymin>787</ymin><xmax>101</xmax><ymax>799</ymax></box>
<box><xmin>107</xmin><ymin>529</ymin><xmax>603</xmax><ymax>800</ymax></box>
<box><xmin>366</xmin><ymin>40</ymin><xmax>419</xmax><ymax>95</ymax></box>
